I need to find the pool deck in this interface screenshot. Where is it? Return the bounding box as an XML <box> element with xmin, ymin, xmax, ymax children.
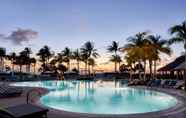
<box><xmin>0</xmin><ymin>83</ymin><xmax>186</xmax><ymax>118</ymax></box>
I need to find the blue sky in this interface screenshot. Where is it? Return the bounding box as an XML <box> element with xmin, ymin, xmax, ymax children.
<box><xmin>0</xmin><ymin>0</ymin><xmax>186</xmax><ymax>66</ymax></box>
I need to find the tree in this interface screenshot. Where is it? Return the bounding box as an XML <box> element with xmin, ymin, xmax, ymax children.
<box><xmin>57</xmin><ymin>64</ymin><xmax>68</xmax><ymax>79</ymax></box>
<box><xmin>0</xmin><ymin>47</ymin><xmax>6</xmax><ymax>72</ymax></box>
<box><xmin>72</xmin><ymin>49</ymin><xmax>81</xmax><ymax>73</ymax></box>
<box><xmin>169</xmin><ymin>21</ymin><xmax>186</xmax><ymax>89</ymax></box>
<box><xmin>107</xmin><ymin>41</ymin><xmax>120</xmax><ymax>72</ymax></box>
<box><xmin>30</xmin><ymin>58</ymin><xmax>37</xmax><ymax>73</ymax></box>
<box><xmin>80</xmin><ymin>41</ymin><xmax>99</xmax><ymax>75</ymax></box>
<box><xmin>148</xmin><ymin>35</ymin><xmax>171</xmax><ymax>79</ymax></box>
<box><xmin>16</xmin><ymin>50</ymin><xmax>30</xmax><ymax>73</ymax></box>
<box><xmin>80</xmin><ymin>53</ymin><xmax>89</xmax><ymax>75</ymax></box>
<box><xmin>8</xmin><ymin>52</ymin><xmax>17</xmax><ymax>71</ymax></box>
<box><xmin>62</xmin><ymin>47</ymin><xmax>72</xmax><ymax>71</ymax></box>
<box><xmin>88</xmin><ymin>58</ymin><xmax>96</xmax><ymax>74</ymax></box>
<box><xmin>121</xmin><ymin>32</ymin><xmax>149</xmax><ymax>79</ymax></box>
<box><xmin>37</xmin><ymin>45</ymin><xmax>54</xmax><ymax>72</ymax></box>
<box><xmin>23</xmin><ymin>47</ymin><xmax>32</xmax><ymax>72</ymax></box>
<box><xmin>109</xmin><ymin>54</ymin><xmax>122</xmax><ymax>72</ymax></box>
<box><xmin>124</xmin><ymin>54</ymin><xmax>137</xmax><ymax>80</ymax></box>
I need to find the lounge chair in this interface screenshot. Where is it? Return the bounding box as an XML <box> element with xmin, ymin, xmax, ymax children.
<box><xmin>147</xmin><ymin>79</ymin><xmax>161</xmax><ymax>87</ymax></box>
<box><xmin>162</xmin><ymin>80</ymin><xmax>171</xmax><ymax>88</ymax></box>
<box><xmin>0</xmin><ymin>86</ymin><xmax>22</xmax><ymax>98</ymax></box>
<box><xmin>146</xmin><ymin>80</ymin><xmax>154</xmax><ymax>86</ymax></box>
<box><xmin>0</xmin><ymin>104</ymin><xmax>48</xmax><ymax>118</ymax></box>
<box><xmin>168</xmin><ymin>80</ymin><xmax>177</xmax><ymax>88</ymax></box>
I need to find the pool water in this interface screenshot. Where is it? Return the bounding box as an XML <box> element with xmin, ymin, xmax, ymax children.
<box><xmin>12</xmin><ymin>80</ymin><xmax>178</xmax><ymax>114</ymax></box>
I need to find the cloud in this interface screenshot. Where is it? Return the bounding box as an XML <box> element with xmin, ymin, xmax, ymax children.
<box><xmin>0</xmin><ymin>28</ymin><xmax>38</xmax><ymax>45</ymax></box>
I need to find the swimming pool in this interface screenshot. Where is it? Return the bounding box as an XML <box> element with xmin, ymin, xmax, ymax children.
<box><xmin>12</xmin><ymin>80</ymin><xmax>178</xmax><ymax>114</ymax></box>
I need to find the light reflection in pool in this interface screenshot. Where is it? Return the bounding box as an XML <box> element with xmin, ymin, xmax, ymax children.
<box><xmin>12</xmin><ymin>80</ymin><xmax>178</xmax><ymax>114</ymax></box>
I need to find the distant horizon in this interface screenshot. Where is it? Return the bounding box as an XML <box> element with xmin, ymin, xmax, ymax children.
<box><xmin>0</xmin><ymin>0</ymin><xmax>186</xmax><ymax>71</ymax></box>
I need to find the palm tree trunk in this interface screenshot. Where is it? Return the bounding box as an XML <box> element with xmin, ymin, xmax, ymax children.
<box><xmin>114</xmin><ymin>62</ymin><xmax>117</xmax><ymax>72</ymax></box>
<box><xmin>85</xmin><ymin>61</ymin><xmax>88</xmax><ymax>75</ymax></box>
<box><xmin>92</xmin><ymin>65</ymin><xmax>94</xmax><ymax>75</ymax></box>
<box><xmin>129</xmin><ymin>66</ymin><xmax>133</xmax><ymax>80</ymax></box>
<box><xmin>114</xmin><ymin>51</ymin><xmax>117</xmax><ymax>73</ymax></box>
<box><xmin>77</xmin><ymin>60</ymin><xmax>80</xmax><ymax>73</ymax></box>
<box><xmin>12</xmin><ymin>60</ymin><xmax>14</xmax><ymax>72</ymax></box>
<box><xmin>149</xmin><ymin>60</ymin><xmax>152</xmax><ymax>79</ymax></box>
<box><xmin>20</xmin><ymin>65</ymin><xmax>22</xmax><ymax>73</ymax></box>
<box><xmin>26</xmin><ymin>64</ymin><xmax>30</xmax><ymax>73</ymax></box>
<box><xmin>144</xmin><ymin>60</ymin><xmax>146</xmax><ymax>80</ymax></box>
<box><xmin>68</xmin><ymin>62</ymin><xmax>70</xmax><ymax>71</ymax></box>
<box><xmin>34</xmin><ymin>64</ymin><xmax>36</xmax><ymax>74</ymax></box>
<box><xmin>88</xmin><ymin>64</ymin><xmax>90</xmax><ymax>75</ymax></box>
<box><xmin>153</xmin><ymin>61</ymin><xmax>157</xmax><ymax>79</ymax></box>
<box><xmin>118</xmin><ymin>62</ymin><xmax>121</xmax><ymax>72</ymax></box>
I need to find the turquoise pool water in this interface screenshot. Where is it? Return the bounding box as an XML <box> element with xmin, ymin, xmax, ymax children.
<box><xmin>12</xmin><ymin>80</ymin><xmax>178</xmax><ymax>114</ymax></box>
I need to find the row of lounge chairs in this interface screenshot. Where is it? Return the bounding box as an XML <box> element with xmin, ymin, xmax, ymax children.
<box><xmin>147</xmin><ymin>79</ymin><xmax>183</xmax><ymax>89</ymax></box>
<box><xmin>128</xmin><ymin>79</ymin><xmax>184</xmax><ymax>90</ymax></box>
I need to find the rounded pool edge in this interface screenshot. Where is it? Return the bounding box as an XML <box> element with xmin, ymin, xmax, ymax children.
<box><xmin>11</xmin><ymin>82</ymin><xmax>186</xmax><ymax>118</ymax></box>
<box><xmin>35</xmin><ymin>86</ymin><xmax>186</xmax><ymax>118</ymax></box>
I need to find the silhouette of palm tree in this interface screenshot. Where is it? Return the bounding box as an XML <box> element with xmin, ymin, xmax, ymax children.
<box><xmin>109</xmin><ymin>54</ymin><xmax>122</xmax><ymax>72</ymax></box>
<box><xmin>30</xmin><ymin>58</ymin><xmax>37</xmax><ymax>73</ymax></box>
<box><xmin>37</xmin><ymin>45</ymin><xmax>54</xmax><ymax>72</ymax></box>
<box><xmin>62</xmin><ymin>47</ymin><xmax>72</xmax><ymax>71</ymax></box>
<box><xmin>107</xmin><ymin>41</ymin><xmax>120</xmax><ymax>72</ymax></box>
<box><xmin>8</xmin><ymin>52</ymin><xmax>17</xmax><ymax>72</ymax></box>
<box><xmin>80</xmin><ymin>41</ymin><xmax>99</xmax><ymax>75</ymax></box>
<box><xmin>121</xmin><ymin>32</ymin><xmax>149</xmax><ymax>79</ymax></box>
<box><xmin>23</xmin><ymin>47</ymin><xmax>32</xmax><ymax>72</ymax></box>
<box><xmin>88</xmin><ymin>58</ymin><xmax>96</xmax><ymax>74</ymax></box>
<box><xmin>148</xmin><ymin>35</ymin><xmax>171</xmax><ymax>79</ymax></box>
<box><xmin>169</xmin><ymin>21</ymin><xmax>186</xmax><ymax>89</ymax></box>
<box><xmin>72</xmin><ymin>49</ymin><xmax>81</xmax><ymax>73</ymax></box>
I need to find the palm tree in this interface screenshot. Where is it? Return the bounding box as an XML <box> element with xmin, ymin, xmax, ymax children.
<box><xmin>16</xmin><ymin>50</ymin><xmax>28</xmax><ymax>73</ymax></box>
<box><xmin>0</xmin><ymin>47</ymin><xmax>6</xmax><ymax>72</ymax></box>
<box><xmin>57</xmin><ymin>64</ymin><xmax>68</xmax><ymax>79</ymax></box>
<box><xmin>107</xmin><ymin>41</ymin><xmax>119</xmax><ymax>72</ymax></box>
<box><xmin>125</xmin><ymin>53</ymin><xmax>137</xmax><ymax>80</ymax></box>
<box><xmin>109</xmin><ymin>55</ymin><xmax>122</xmax><ymax>72</ymax></box>
<box><xmin>121</xmin><ymin>32</ymin><xmax>148</xmax><ymax>79</ymax></box>
<box><xmin>30</xmin><ymin>58</ymin><xmax>37</xmax><ymax>73</ymax></box>
<box><xmin>169</xmin><ymin>21</ymin><xmax>186</xmax><ymax>89</ymax></box>
<box><xmin>80</xmin><ymin>41</ymin><xmax>99</xmax><ymax>75</ymax></box>
<box><xmin>148</xmin><ymin>35</ymin><xmax>171</xmax><ymax>79</ymax></box>
<box><xmin>37</xmin><ymin>45</ymin><xmax>54</xmax><ymax>72</ymax></box>
<box><xmin>88</xmin><ymin>58</ymin><xmax>96</xmax><ymax>74</ymax></box>
<box><xmin>80</xmin><ymin>53</ymin><xmax>89</xmax><ymax>75</ymax></box>
<box><xmin>73</xmin><ymin>49</ymin><xmax>81</xmax><ymax>73</ymax></box>
<box><xmin>62</xmin><ymin>47</ymin><xmax>72</xmax><ymax>71</ymax></box>
<box><xmin>7</xmin><ymin>52</ymin><xmax>17</xmax><ymax>72</ymax></box>
<box><xmin>23</xmin><ymin>47</ymin><xmax>32</xmax><ymax>72</ymax></box>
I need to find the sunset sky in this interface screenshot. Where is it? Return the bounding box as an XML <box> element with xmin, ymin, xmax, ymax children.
<box><xmin>0</xmin><ymin>0</ymin><xmax>186</xmax><ymax>71</ymax></box>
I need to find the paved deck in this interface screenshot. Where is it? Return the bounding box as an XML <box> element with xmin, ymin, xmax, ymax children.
<box><xmin>0</xmin><ymin>84</ymin><xmax>186</xmax><ymax>118</ymax></box>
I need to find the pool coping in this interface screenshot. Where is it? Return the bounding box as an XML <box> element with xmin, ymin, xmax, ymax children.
<box><xmin>12</xmin><ymin>82</ymin><xmax>186</xmax><ymax>118</ymax></box>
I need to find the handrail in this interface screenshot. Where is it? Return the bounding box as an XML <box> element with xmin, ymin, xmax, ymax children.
<box><xmin>26</xmin><ymin>88</ymin><xmax>42</xmax><ymax>104</ymax></box>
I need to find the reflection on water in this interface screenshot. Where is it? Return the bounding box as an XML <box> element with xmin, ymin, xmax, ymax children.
<box><xmin>12</xmin><ymin>80</ymin><xmax>177</xmax><ymax>114</ymax></box>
